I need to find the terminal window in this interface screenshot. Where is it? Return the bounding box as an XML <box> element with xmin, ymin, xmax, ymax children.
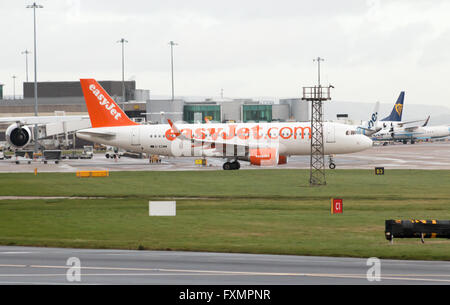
<box><xmin>183</xmin><ymin>105</ymin><xmax>221</xmax><ymax>123</ymax></box>
<box><xmin>242</xmin><ymin>105</ymin><xmax>272</xmax><ymax>122</ymax></box>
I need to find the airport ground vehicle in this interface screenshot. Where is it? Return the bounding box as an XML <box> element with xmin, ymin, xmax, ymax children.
<box><xmin>82</xmin><ymin>145</ymin><xmax>94</xmax><ymax>159</ymax></box>
<box><xmin>105</xmin><ymin>146</ymin><xmax>125</xmax><ymax>159</ymax></box>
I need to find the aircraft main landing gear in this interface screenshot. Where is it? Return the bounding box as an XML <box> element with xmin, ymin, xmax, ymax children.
<box><xmin>328</xmin><ymin>155</ymin><xmax>336</xmax><ymax>169</ymax></box>
<box><xmin>223</xmin><ymin>161</ymin><xmax>240</xmax><ymax>170</ymax></box>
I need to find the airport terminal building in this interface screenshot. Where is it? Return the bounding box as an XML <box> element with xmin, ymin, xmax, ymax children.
<box><xmin>145</xmin><ymin>98</ymin><xmax>309</xmax><ymax>124</ymax></box>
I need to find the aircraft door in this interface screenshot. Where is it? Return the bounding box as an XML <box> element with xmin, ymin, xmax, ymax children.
<box><xmin>326</xmin><ymin>125</ymin><xmax>335</xmax><ymax>143</ymax></box>
<box><xmin>131</xmin><ymin>127</ymin><xmax>140</xmax><ymax>146</ymax></box>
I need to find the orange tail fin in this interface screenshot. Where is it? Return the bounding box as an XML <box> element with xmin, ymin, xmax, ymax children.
<box><xmin>80</xmin><ymin>79</ymin><xmax>138</xmax><ymax>128</ymax></box>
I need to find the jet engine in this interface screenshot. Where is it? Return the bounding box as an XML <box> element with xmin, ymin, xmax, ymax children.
<box><xmin>243</xmin><ymin>147</ymin><xmax>287</xmax><ymax>166</ymax></box>
<box><xmin>5</xmin><ymin>124</ymin><xmax>32</xmax><ymax>149</ymax></box>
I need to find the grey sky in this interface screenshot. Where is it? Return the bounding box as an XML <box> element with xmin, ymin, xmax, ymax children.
<box><xmin>1</xmin><ymin>0</ymin><xmax>450</xmax><ymax>107</ymax></box>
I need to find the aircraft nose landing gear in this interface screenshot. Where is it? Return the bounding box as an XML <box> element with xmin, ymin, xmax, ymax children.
<box><xmin>223</xmin><ymin>161</ymin><xmax>240</xmax><ymax>170</ymax></box>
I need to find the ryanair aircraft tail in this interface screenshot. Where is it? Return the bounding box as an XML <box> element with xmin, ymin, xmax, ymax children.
<box><xmin>80</xmin><ymin>79</ymin><xmax>138</xmax><ymax>128</ymax></box>
<box><xmin>381</xmin><ymin>91</ymin><xmax>404</xmax><ymax>122</ymax></box>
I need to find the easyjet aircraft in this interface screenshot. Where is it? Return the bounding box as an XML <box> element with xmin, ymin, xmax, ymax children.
<box><xmin>77</xmin><ymin>79</ymin><xmax>372</xmax><ymax>170</ymax></box>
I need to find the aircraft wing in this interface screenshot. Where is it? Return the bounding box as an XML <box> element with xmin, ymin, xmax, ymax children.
<box><xmin>357</xmin><ymin>126</ymin><xmax>382</xmax><ymax>136</ymax></box>
<box><xmin>395</xmin><ymin>117</ymin><xmax>428</xmax><ymax>127</ymax></box>
<box><xmin>397</xmin><ymin>116</ymin><xmax>430</xmax><ymax>133</ymax></box>
<box><xmin>0</xmin><ymin>115</ymin><xmax>90</xmax><ymax>125</ymax></box>
<box><xmin>403</xmin><ymin>126</ymin><xmax>421</xmax><ymax>132</ymax></box>
<box><xmin>76</xmin><ymin>129</ymin><xmax>116</xmax><ymax>139</ymax></box>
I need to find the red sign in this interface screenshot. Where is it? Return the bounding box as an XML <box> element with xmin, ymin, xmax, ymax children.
<box><xmin>331</xmin><ymin>198</ymin><xmax>343</xmax><ymax>214</ymax></box>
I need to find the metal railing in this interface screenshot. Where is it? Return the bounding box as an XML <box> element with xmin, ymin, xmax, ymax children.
<box><xmin>301</xmin><ymin>86</ymin><xmax>332</xmax><ymax>101</ymax></box>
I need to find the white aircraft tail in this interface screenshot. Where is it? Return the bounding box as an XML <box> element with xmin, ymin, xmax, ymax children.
<box><xmin>357</xmin><ymin>102</ymin><xmax>380</xmax><ymax>136</ymax></box>
<box><xmin>366</xmin><ymin>101</ymin><xmax>379</xmax><ymax>130</ymax></box>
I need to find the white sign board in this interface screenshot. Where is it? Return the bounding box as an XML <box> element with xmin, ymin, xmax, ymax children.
<box><xmin>149</xmin><ymin>201</ymin><xmax>176</xmax><ymax>216</ymax></box>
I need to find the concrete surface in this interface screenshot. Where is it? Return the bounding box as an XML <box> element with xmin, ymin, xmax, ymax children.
<box><xmin>0</xmin><ymin>142</ymin><xmax>449</xmax><ymax>173</ymax></box>
<box><xmin>0</xmin><ymin>246</ymin><xmax>450</xmax><ymax>285</ymax></box>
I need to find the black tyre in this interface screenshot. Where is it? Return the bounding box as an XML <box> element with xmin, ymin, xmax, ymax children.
<box><xmin>223</xmin><ymin>162</ymin><xmax>232</xmax><ymax>170</ymax></box>
<box><xmin>329</xmin><ymin>163</ymin><xmax>336</xmax><ymax>170</ymax></box>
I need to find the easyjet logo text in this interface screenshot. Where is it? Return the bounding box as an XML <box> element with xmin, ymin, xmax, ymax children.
<box><xmin>164</xmin><ymin>125</ymin><xmax>311</xmax><ymax>142</ymax></box>
<box><xmin>89</xmin><ymin>84</ymin><xmax>122</xmax><ymax>121</ymax></box>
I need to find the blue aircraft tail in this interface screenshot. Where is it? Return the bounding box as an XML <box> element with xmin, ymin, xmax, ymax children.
<box><xmin>381</xmin><ymin>91</ymin><xmax>404</xmax><ymax>121</ymax></box>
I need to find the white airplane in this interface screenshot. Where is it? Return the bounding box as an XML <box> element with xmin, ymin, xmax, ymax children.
<box><xmin>372</xmin><ymin>117</ymin><xmax>450</xmax><ymax>144</ymax></box>
<box><xmin>0</xmin><ymin>115</ymin><xmax>91</xmax><ymax>149</ymax></box>
<box><xmin>352</xmin><ymin>92</ymin><xmax>408</xmax><ymax>137</ymax></box>
<box><xmin>76</xmin><ymin>79</ymin><xmax>372</xmax><ymax>170</ymax></box>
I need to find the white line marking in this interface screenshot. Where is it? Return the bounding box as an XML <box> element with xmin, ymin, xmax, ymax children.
<box><xmin>0</xmin><ymin>272</ymin><xmax>450</xmax><ymax>283</ymax></box>
<box><xmin>2</xmin><ymin>264</ymin><xmax>450</xmax><ymax>283</ymax></box>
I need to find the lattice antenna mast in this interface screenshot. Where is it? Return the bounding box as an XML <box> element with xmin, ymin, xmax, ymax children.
<box><xmin>302</xmin><ymin>57</ymin><xmax>332</xmax><ymax>186</ymax></box>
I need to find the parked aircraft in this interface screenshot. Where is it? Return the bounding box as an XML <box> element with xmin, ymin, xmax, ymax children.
<box><xmin>372</xmin><ymin>116</ymin><xmax>450</xmax><ymax>144</ymax></box>
<box><xmin>77</xmin><ymin>79</ymin><xmax>372</xmax><ymax>170</ymax></box>
<box><xmin>353</xmin><ymin>92</ymin><xmax>405</xmax><ymax>137</ymax></box>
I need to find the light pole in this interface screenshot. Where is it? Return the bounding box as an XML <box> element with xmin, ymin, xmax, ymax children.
<box><xmin>12</xmin><ymin>76</ymin><xmax>17</xmax><ymax>100</ymax></box>
<box><xmin>117</xmin><ymin>38</ymin><xmax>128</xmax><ymax>108</ymax></box>
<box><xmin>27</xmin><ymin>2</ymin><xmax>42</xmax><ymax>117</ymax></box>
<box><xmin>169</xmin><ymin>41</ymin><xmax>178</xmax><ymax>101</ymax></box>
<box><xmin>313</xmin><ymin>57</ymin><xmax>324</xmax><ymax>87</ymax></box>
<box><xmin>27</xmin><ymin>2</ymin><xmax>43</xmax><ymax>153</ymax></box>
<box><xmin>21</xmin><ymin>50</ymin><xmax>31</xmax><ymax>82</ymax></box>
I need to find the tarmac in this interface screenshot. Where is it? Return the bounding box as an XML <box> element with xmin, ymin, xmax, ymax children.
<box><xmin>0</xmin><ymin>141</ymin><xmax>449</xmax><ymax>172</ymax></box>
<box><xmin>0</xmin><ymin>246</ymin><xmax>449</xmax><ymax>285</ymax></box>
<box><xmin>0</xmin><ymin>142</ymin><xmax>449</xmax><ymax>285</ymax></box>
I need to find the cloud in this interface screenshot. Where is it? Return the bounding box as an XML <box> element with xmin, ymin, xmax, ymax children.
<box><xmin>418</xmin><ymin>29</ymin><xmax>450</xmax><ymax>66</ymax></box>
<box><xmin>0</xmin><ymin>0</ymin><xmax>449</xmax><ymax>107</ymax></box>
